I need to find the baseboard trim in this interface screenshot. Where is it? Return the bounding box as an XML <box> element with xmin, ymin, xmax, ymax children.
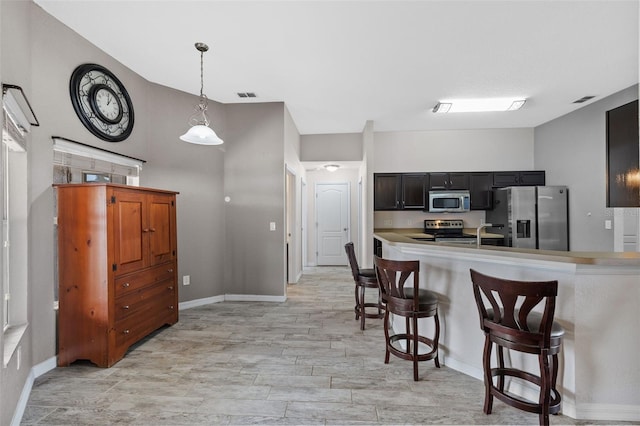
<box><xmin>225</xmin><ymin>294</ymin><xmax>287</xmax><ymax>302</ymax></box>
<box><xmin>179</xmin><ymin>295</ymin><xmax>224</xmax><ymax>310</ymax></box>
<box><xmin>575</xmin><ymin>403</ymin><xmax>640</xmax><ymax>422</ymax></box>
<box><xmin>11</xmin><ymin>356</ymin><xmax>56</xmax><ymax>426</ymax></box>
<box><xmin>179</xmin><ymin>293</ymin><xmax>287</xmax><ymax>310</ymax></box>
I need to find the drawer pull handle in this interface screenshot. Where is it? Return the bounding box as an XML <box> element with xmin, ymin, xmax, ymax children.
<box><xmin>122</xmin><ymin>282</ymin><xmax>130</xmax><ymax>288</ymax></box>
<box><xmin>123</xmin><ymin>329</ymin><xmax>130</xmax><ymax>334</ymax></box>
<box><xmin>122</xmin><ymin>305</ymin><xmax>130</xmax><ymax>310</ymax></box>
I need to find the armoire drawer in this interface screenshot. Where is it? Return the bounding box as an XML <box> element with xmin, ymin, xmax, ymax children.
<box><xmin>114</xmin><ymin>279</ymin><xmax>176</xmax><ymax>321</ymax></box>
<box><xmin>114</xmin><ymin>262</ymin><xmax>176</xmax><ymax>298</ymax></box>
<box><xmin>114</xmin><ymin>294</ymin><xmax>177</xmax><ymax>348</ymax></box>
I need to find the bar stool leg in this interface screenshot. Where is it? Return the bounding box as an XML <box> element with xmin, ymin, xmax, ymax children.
<box><xmin>433</xmin><ymin>312</ymin><xmax>441</xmax><ymax>368</ymax></box>
<box><xmin>483</xmin><ymin>336</ymin><xmax>494</xmax><ymax>415</ymax></box>
<box><xmin>539</xmin><ymin>349</ymin><xmax>551</xmax><ymax>426</ymax></box>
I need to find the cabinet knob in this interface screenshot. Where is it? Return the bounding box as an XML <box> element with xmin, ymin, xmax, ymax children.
<box><xmin>143</xmin><ymin>228</ymin><xmax>150</xmax><ymax>233</ymax></box>
<box><xmin>122</xmin><ymin>305</ymin><xmax>130</xmax><ymax>310</ymax></box>
<box><xmin>122</xmin><ymin>282</ymin><xmax>130</xmax><ymax>288</ymax></box>
<box><xmin>168</xmin><ymin>286</ymin><xmax>174</xmax><ymax>290</ymax></box>
<box><xmin>123</xmin><ymin>329</ymin><xmax>130</xmax><ymax>334</ymax></box>
<box><xmin>168</xmin><ymin>269</ymin><xmax>174</xmax><ymax>273</ymax></box>
<box><xmin>149</xmin><ymin>228</ymin><xmax>156</xmax><ymax>232</ymax></box>
<box><xmin>169</xmin><ymin>305</ymin><xmax>174</xmax><ymax>310</ymax></box>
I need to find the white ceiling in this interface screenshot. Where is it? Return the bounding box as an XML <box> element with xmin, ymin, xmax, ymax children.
<box><xmin>34</xmin><ymin>0</ymin><xmax>639</xmax><ymax>136</ymax></box>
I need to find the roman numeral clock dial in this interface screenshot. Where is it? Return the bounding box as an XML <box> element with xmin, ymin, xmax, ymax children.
<box><xmin>69</xmin><ymin>64</ymin><xmax>134</xmax><ymax>142</ymax></box>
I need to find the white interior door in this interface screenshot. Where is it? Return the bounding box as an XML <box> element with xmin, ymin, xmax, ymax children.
<box><xmin>316</xmin><ymin>183</ymin><xmax>349</xmax><ymax>265</ymax></box>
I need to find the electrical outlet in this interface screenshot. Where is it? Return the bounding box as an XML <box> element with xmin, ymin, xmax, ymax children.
<box><xmin>270</xmin><ymin>222</ymin><xmax>276</xmax><ymax>231</ymax></box>
<box><xmin>183</xmin><ymin>275</ymin><xmax>190</xmax><ymax>285</ymax></box>
<box><xmin>605</xmin><ymin>220</ymin><xmax>612</xmax><ymax>230</ymax></box>
<box><xmin>383</xmin><ymin>219</ymin><xmax>392</xmax><ymax>227</ymax></box>
<box><xmin>53</xmin><ymin>300</ymin><xmax>59</xmax><ymax>310</ymax></box>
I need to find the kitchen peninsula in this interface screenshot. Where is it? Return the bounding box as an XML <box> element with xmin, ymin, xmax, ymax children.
<box><xmin>374</xmin><ymin>230</ymin><xmax>640</xmax><ymax>422</ymax></box>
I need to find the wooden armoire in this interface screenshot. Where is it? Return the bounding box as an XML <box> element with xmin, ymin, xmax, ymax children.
<box><xmin>55</xmin><ymin>183</ymin><xmax>179</xmax><ymax>367</ymax></box>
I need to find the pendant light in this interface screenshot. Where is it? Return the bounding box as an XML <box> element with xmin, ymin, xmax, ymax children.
<box><xmin>179</xmin><ymin>42</ymin><xmax>223</xmax><ymax>145</ymax></box>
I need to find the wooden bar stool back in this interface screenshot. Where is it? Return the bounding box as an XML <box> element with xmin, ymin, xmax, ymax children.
<box><xmin>469</xmin><ymin>269</ymin><xmax>564</xmax><ymax>426</ymax></box>
<box><xmin>345</xmin><ymin>242</ymin><xmax>383</xmax><ymax>330</ymax></box>
<box><xmin>374</xmin><ymin>256</ymin><xmax>440</xmax><ymax>381</ymax></box>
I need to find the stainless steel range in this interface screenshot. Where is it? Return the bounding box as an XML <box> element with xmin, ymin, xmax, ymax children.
<box><xmin>424</xmin><ymin>219</ymin><xmax>477</xmax><ymax>245</ymax></box>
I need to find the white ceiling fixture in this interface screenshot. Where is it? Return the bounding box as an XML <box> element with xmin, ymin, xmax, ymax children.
<box><xmin>324</xmin><ymin>164</ymin><xmax>340</xmax><ymax>172</ymax></box>
<box><xmin>433</xmin><ymin>98</ymin><xmax>527</xmax><ymax>113</ymax></box>
<box><xmin>179</xmin><ymin>42</ymin><xmax>223</xmax><ymax>146</ymax></box>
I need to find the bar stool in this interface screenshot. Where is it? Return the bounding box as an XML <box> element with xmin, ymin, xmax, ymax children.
<box><xmin>470</xmin><ymin>269</ymin><xmax>564</xmax><ymax>426</ymax></box>
<box><xmin>344</xmin><ymin>242</ymin><xmax>383</xmax><ymax>330</ymax></box>
<box><xmin>374</xmin><ymin>256</ymin><xmax>440</xmax><ymax>381</ymax></box>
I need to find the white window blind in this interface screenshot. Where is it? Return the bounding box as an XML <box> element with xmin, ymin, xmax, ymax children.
<box><xmin>52</xmin><ymin>137</ymin><xmax>144</xmax><ymax>184</ymax></box>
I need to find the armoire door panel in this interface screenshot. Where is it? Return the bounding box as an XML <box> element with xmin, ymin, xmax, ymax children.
<box><xmin>113</xmin><ymin>191</ymin><xmax>147</xmax><ymax>275</ymax></box>
<box><xmin>149</xmin><ymin>195</ymin><xmax>177</xmax><ymax>265</ymax></box>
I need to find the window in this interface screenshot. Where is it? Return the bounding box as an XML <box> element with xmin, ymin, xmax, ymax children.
<box><xmin>2</xmin><ymin>103</ymin><xmax>29</xmax><ymax>365</ymax></box>
<box><xmin>52</xmin><ymin>137</ymin><xmax>142</xmax><ymax>186</ymax></box>
<box><xmin>2</xmin><ymin>84</ymin><xmax>38</xmax><ymax>365</ymax></box>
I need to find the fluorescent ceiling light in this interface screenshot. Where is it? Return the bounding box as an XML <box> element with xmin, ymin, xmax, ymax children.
<box><xmin>433</xmin><ymin>98</ymin><xmax>527</xmax><ymax>113</ymax></box>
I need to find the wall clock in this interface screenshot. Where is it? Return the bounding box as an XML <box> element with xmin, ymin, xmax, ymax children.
<box><xmin>69</xmin><ymin>63</ymin><xmax>134</xmax><ymax>142</ymax></box>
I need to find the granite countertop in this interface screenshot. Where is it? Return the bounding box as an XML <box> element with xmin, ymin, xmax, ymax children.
<box><xmin>374</xmin><ymin>228</ymin><xmax>640</xmax><ymax>266</ymax></box>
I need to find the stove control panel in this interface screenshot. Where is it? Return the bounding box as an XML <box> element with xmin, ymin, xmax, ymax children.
<box><xmin>424</xmin><ymin>219</ymin><xmax>464</xmax><ymax>230</ymax></box>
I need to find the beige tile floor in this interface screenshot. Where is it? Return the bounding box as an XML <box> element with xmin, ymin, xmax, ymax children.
<box><xmin>21</xmin><ymin>267</ymin><xmax>625</xmax><ymax>425</ymax></box>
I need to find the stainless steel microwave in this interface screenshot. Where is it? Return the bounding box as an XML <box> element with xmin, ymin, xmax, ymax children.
<box><xmin>428</xmin><ymin>190</ymin><xmax>471</xmax><ymax>213</ymax></box>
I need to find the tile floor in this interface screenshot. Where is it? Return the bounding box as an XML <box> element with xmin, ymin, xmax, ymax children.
<box><xmin>21</xmin><ymin>267</ymin><xmax>624</xmax><ymax>425</ymax></box>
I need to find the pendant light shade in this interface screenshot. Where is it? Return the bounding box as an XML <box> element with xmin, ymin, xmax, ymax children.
<box><xmin>179</xmin><ymin>125</ymin><xmax>223</xmax><ymax>145</ymax></box>
<box><xmin>180</xmin><ymin>42</ymin><xmax>223</xmax><ymax>146</ymax></box>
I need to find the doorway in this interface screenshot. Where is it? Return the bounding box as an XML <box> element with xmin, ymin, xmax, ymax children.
<box><xmin>316</xmin><ymin>182</ymin><xmax>350</xmax><ymax>265</ymax></box>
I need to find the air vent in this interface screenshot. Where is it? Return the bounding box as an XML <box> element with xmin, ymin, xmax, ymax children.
<box><xmin>573</xmin><ymin>95</ymin><xmax>595</xmax><ymax>104</ymax></box>
<box><xmin>237</xmin><ymin>92</ymin><xmax>257</xmax><ymax>98</ymax></box>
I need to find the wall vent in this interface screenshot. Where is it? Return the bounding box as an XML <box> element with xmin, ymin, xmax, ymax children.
<box><xmin>237</xmin><ymin>92</ymin><xmax>257</xmax><ymax>98</ymax></box>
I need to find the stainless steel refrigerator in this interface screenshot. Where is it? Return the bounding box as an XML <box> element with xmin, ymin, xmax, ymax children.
<box><xmin>486</xmin><ymin>186</ymin><xmax>569</xmax><ymax>250</ymax></box>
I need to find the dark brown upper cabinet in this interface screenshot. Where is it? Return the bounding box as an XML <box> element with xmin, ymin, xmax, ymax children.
<box><xmin>469</xmin><ymin>172</ymin><xmax>493</xmax><ymax>210</ymax></box>
<box><xmin>374</xmin><ymin>173</ymin><xmax>427</xmax><ymax>210</ymax></box>
<box><xmin>428</xmin><ymin>172</ymin><xmax>469</xmax><ymax>190</ymax></box>
<box><xmin>493</xmin><ymin>171</ymin><xmax>545</xmax><ymax>187</ymax></box>
<box><xmin>607</xmin><ymin>100</ymin><xmax>639</xmax><ymax>207</ymax></box>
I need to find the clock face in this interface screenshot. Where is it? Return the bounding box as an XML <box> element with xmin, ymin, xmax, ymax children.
<box><xmin>69</xmin><ymin>64</ymin><xmax>134</xmax><ymax>142</ymax></box>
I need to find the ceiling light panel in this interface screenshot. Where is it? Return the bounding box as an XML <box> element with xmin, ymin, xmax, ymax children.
<box><xmin>433</xmin><ymin>98</ymin><xmax>527</xmax><ymax>113</ymax></box>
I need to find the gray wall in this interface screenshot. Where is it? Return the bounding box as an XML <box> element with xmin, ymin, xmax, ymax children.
<box><xmin>300</xmin><ymin>132</ymin><xmax>363</xmax><ymax>161</ymax></box>
<box><xmin>143</xmin><ymin>83</ymin><xmax>227</xmax><ymax>300</ymax></box>
<box><xmin>535</xmin><ymin>84</ymin><xmax>639</xmax><ymax>251</ymax></box>
<box><xmin>0</xmin><ymin>2</ymin><xmax>31</xmax><ymax>425</ymax></box>
<box><xmin>224</xmin><ymin>102</ymin><xmax>286</xmax><ymax>297</ymax></box>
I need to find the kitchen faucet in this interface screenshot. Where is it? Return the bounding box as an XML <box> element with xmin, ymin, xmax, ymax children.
<box><xmin>476</xmin><ymin>223</ymin><xmax>503</xmax><ymax>248</ymax></box>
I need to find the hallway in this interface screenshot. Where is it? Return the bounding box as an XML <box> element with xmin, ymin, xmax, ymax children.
<box><xmin>22</xmin><ymin>267</ymin><xmax>598</xmax><ymax>425</ymax></box>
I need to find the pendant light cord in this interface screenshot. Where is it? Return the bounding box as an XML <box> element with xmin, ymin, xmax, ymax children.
<box><xmin>200</xmin><ymin>49</ymin><xmax>204</xmax><ymax>99</ymax></box>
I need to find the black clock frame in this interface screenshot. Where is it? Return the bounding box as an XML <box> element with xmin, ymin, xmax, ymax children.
<box><xmin>69</xmin><ymin>63</ymin><xmax>134</xmax><ymax>142</ymax></box>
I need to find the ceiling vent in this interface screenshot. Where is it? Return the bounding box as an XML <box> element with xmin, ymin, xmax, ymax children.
<box><xmin>237</xmin><ymin>92</ymin><xmax>257</xmax><ymax>98</ymax></box>
<box><xmin>573</xmin><ymin>95</ymin><xmax>596</xmax><ymax>104</ymax></box>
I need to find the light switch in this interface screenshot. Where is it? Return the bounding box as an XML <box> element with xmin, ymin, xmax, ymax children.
<box><xmin>270</xmin><ymin>222</ymin><xmax>276</xmax><ymax>231</ymax></box>
<box><xmin>605</xmin><ymin>220</ymin><xmax>612</xmax><ymax>230</ymax></box>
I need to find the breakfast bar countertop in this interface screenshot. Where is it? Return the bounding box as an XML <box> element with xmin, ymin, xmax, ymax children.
<box><xmin>374</xmin><ymin>228</ymin><xmax>640</xmax><ymax>266</ymax></box>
